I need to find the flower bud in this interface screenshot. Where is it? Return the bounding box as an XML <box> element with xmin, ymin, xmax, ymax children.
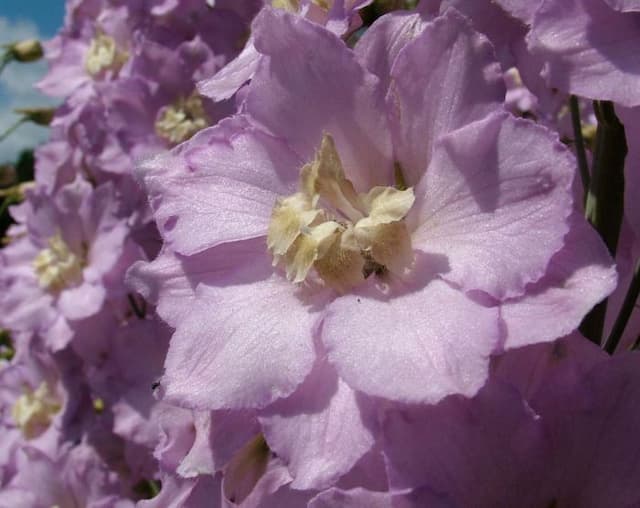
<box><xmin>14</xmin><ymin>107</ymin><xmax>55</xmax><ymax>126</ymax></box>
<box><xmin>0</xmin><ymin>164</ymin><xmax>16</xmax><ymax>188</ymax></box>
<box><xmin>7</xmin><ymin>39</ymin><xmax>43</xmax><ymax>62</ymax></box>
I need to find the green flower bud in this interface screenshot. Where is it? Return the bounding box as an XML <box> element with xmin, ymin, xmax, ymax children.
<box><xmin>7</xmin><ymin>39</ymin><xmax>43</xmax><ymax>62</ymax></box>
<box><xmin>14</xmin><ymin>107</ymin><xmax>55</xmax><ymax>126</ymax></box>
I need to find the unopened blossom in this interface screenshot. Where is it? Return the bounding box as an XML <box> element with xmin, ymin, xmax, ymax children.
<box><xmin>134</xmin><ymin>7</ymin><xmax>614</xmax><ymax>418</ymax></box>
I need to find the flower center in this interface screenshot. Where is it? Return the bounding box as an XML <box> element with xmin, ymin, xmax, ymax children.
<box><xmin>267</xmin><ymin>133</ymin><xmax>415</xmax><ymax>292</ymax></box>
<box><xmin>32</xmin><ymin>233</ymin><xmax>83</xmax><ymax>291</ymax></box>
<box><xmin>155</xmin><ymin>93</ymin><xmax>209</xmax><ymax>146</ymax></box>
<box><xmin>272</xmin><ymin>0</ymin><xmax>299</xmax><ymax>10</ymax></box>
<box><xmin>85</xmin><ymin>33</ymin><xmax>128</xmax><ymax>77</ymax></box>
<box><xmin>12</xmin><ymin>381</ymin><xmax>61</xmax><ymax>439</ymax></box>
<box><xmin>272</xmin><ymin>0</ymin><xmax>330</xmax><ymax>11</ymax></box>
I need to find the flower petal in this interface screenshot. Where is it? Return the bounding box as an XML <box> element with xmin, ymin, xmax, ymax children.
<box><xmin>197</xmin><ymin>39</ymin><xmax>261</xmax><ymax>102</ymax></box>
<box><xmin>162</xmin><ymin>268</ymin><xmax>321</xmax><ymax>410</ymax></box>
<box><xmin>388</xmin><ymin>8</ymin><xmax>505</xmax><ymax>186</ymax></box>
<box><xmin>259</xmin><ymin>360</ymin><xmax>375</xmax><ymax>490</ymax></box>
<box><xmin>603</xmin><ymin>0</ymin><xmax>640</xmax><ymax>12</ymax></box>
<box><xmin>501</xmin><ymin>215</ymin><xmax>617</xmax><ymax>350</ymax></box>
<box><xmin>354</xmin><ymin>10</ymin><xmax>430</xmax><ymax>94</ymax></box>
<box><xmin>57</xmin><ymin>282</ymin><xmax>106</xmax><ymax>321</ymax></box>
<box><xmin>139</xmin><ymin>118</ymin><xmax>301</xmax><ymax>256</ymax></box>
<box><xmin>126</xmin><ymin>239</ymin><xmax>267</xmax><ymax>328</ymax></box>
<box><xmin>528</xmin><ymin>0</ymin><xmax>640</xmax><ymax>106</ymax></box>
<box><xmin>247</xmin><ymin>8</ymin><xmax>394</xmax><ymax>192</ymax></box>
<box><xmin>308</xmin><ymin>488</ymin><xmax>395</xmax><ymax>508</ymax></box>
<box><xmin>382</xmin><ymin>381</ymin><xmax>547</xmax><ymax>503</ymax></box>
<box><xmin>411</xmin><ymin>111</ymin><xmax>574</xmax><ymax>299</ymax></box>
<box><xmin>322</xmin><ymin>268</ymin><xmax>500</xmax><ymax>403</ymax></box>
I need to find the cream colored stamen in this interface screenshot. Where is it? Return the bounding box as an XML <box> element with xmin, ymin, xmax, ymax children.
<box><xmin>12</xmin><ymin>382</ymin><xmax>61</xmax><ymax>439</ymax></box>
<box><xmin>312</xmin><ymin>0</ymin><xmax>330</xmax><ymax>9</ymax></box>
<box><xmin>224</xmin><ymin>434</ymin><xmax>271</xmax><ymax>505</ymax></box>
<box><xmin>272</xmin><ymin>0</ymin><xmax>300</xmax><ymax>11</ymax></box>
<box><xmin>155</xmin><ymin>93</ymin><xmax>209</xmax><ymax>145</ymax></box>
<box><xmin>267</xmin><ymin>133</ymin><xmax>415</xmax><ymax>292</ymax></box>
<box><xmin>272</xmin><ymin>0</ymin><xmax>330</xmax><ymax>11</ymax></box>
<box><xmin>85</xmin><ymin>33</ymin><xmax>128</xmax><ymax>77</ymax></box>
<box><xmin>33</xmin><ymin>233</ymin><xmax>83</xmax><ymax>291</ymax></box>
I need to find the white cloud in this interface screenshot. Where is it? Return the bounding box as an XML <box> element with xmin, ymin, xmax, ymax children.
<box><xmin>0</xmin><ymin>16</ymin><xmax>57</xmax><ymax>163</ymax></box>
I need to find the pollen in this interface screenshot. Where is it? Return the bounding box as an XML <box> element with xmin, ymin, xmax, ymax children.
<box><xmin>267</xmin><ymin>133</ymin><xmax>415</xmax><ymax>292</ymax></box>
<box><xmin>32</xmin><ymin>233</ymin><xmax>83</xmax><ymax>291</ymax></box>
<box><xmin>272</xmin><ymin>0</ymin><xmax>299</xmax><ymax>10</ymax></box>
<box><xmin>272</xmin><ymin>0</ymin><xmax>330</xmax><ymax>11</ymax></box>
<box><xmin>85</xmin><ymin>33</ymin><xmax>128</xmax><ymax>77</ymax></box>
<box><xmin>312</xmin><ymin>0</ymin><xmax>330</xmax><ymax>9</ymax></box>
<box><xmin>12</xmin><ymin>382</ymin><xmax>62</xmax><ymax>439</ymax></box>
<box><xmin>155</xmin><ymin>93</ymin><xmax>209</xmax><ymax>145</ymax></box>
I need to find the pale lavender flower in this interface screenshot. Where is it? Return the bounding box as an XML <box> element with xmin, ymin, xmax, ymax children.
<box><xmin>0</xmin><ymin>442</ymin><xmax>135</xmax><ymax>507</ymax></box>
<box><xmin>0</xmin><ymin>179</ymin><xmax>141</xmax><ymax>351</ymax></box>
<box><xmin>133</xmin><ymin>8</ymin><xmax>613</xmax><ymax>417</ymax></box>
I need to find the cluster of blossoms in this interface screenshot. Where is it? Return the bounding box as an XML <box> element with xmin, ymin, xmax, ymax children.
<box><xmin>0</xmin><ymin>0</ymin><xmax>639</xmax><ymax>505</ymax></box>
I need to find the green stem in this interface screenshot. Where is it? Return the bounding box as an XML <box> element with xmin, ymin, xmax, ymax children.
<box><xmin>0</xmin><ymin>117</ymin><xmax>26</xmax><ymax>144</ymax></box>
<box><xmin>579</xmin><ymin>101</ymin><xmax>627</xmax><ymax>346</ymax></box>
<box><xmin>569</xmin><ymin>95</ymin><xmax>590</xmax><ymax>199</ymax></box>
<box><xmin>0</xmin><ymin>52</ymin><xmax>13</xmax><ymax>76</ymax></box>
<box><xmin>604</xmin><ymin>258</ymin><xmax>640</xmax><ymax>354</ymax></box>
<box><xmin>0</xmin><ymin>195</ymin><xmax>15</xmax><ymax>217</ymax></box>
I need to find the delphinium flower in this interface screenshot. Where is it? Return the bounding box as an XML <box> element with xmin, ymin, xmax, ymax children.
<box><xmin>0</xmin><ymin>342</ymin><xmax>67</xmax><ymax>481</ymax></box>
<box><xmin>35</xmin><ymin>0</ymin><xmax>260</xmax><ymax>195</ymax></box>
<box><xmin>0</xmin><ymin>442</ymin><xmax>136</xmax><ymax>507</ymax></box>
<box><xmin>2</xmin><ymin>0</ymin><xmax>638</xmax><ymax>505</ymax></box>
<box><xmin>130</xmin><ymin>6</ymin><xmax>616</xmax><ymax>495</ymax></box>
<box><xmin>37</xmin><ymin>1</ymin><xmax>135</xmax><ymax>100</ymax></box>
<box><xmin>1</xmin><ymin>0</ymin><xmax>290</xmax><ymax>505</ymax></box>
<box><xmin>0</xmin><ymin>179</ymin><xmax>141</xmax><ymax>352</ymax></box>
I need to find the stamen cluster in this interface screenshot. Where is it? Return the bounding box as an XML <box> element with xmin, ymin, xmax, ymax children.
<box><xmin>268</xmin><ymin>134</ymin><xmax>415</xmax><ymax>291</ymax></box>
<box><xmin>32</xmin><ymin>233</ymin><xmax>83</xmax><ymax>291</ymax></box>
<box><xmin>155</xmin><ymin>93</ymin><xmax>210</xmax><ymax>145</ymax></box>
<box><xmin>84</xmin><ymin>33</ymin><xmax>127</xmax><ymax>77</ymax></box>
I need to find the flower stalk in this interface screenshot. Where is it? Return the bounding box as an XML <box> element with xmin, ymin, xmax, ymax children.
<box><xmin>579</xmin><ymin>100</ymin><xmax>627</xmax><ymax>346</ymax></box>
<box><xmin>569</xmin><ymin>95</ymin><xmax>590</xmax><ymax>199</ymax></box>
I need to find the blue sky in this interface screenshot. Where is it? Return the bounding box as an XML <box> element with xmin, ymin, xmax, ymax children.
<box><xmin>0</xmin><ymin>2</ymin><xmax>65</xmax><ymax>162</ymax></box>
<box><xmin>2</xmin><ymin>1</ymin><xmax>65</xmax><ymax>38</ymax></box>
